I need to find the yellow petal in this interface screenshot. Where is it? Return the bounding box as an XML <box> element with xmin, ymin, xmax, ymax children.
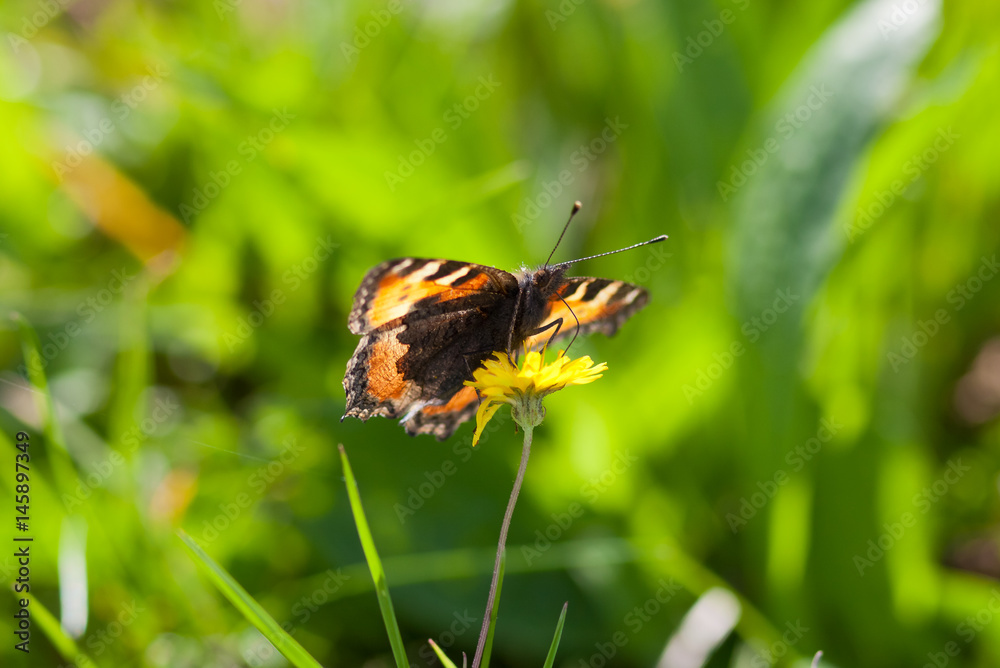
<box><xmin>472</xmin><ymin>397</ymin><xmax>504</xmax><ymax>446</ymax></box>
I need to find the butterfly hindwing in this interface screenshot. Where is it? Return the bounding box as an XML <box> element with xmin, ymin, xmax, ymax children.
<box><xmin>524</xmin><ymin>276</ymin><xmax>649</xmax><ymax>350</ymax></box>
<box><xmin>401</xmin><ymin>385</ymin><xmax>481</xmax><ymax>439</ymax></box>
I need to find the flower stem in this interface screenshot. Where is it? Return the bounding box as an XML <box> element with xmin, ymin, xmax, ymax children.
<box><xmin>472</xmin><ymin>424</ymin><xmax>533</xmax><ymax>668</ymax></box>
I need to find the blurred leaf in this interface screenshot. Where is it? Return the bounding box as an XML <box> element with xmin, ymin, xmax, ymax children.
<box><xmin>13</xmin><ymin>591</ymin><xmax>102</xmax><ymax>667</ymax></box>
<box><xmin>731</xmin><ymin>0</ymin><xmax>942</xmax><ymax>320</ymax></box>
<box><xmin>177</xmin><ymin>530</ymin><xmax>323</xmax><ymax>668</ymax></box>
<box><xmin>57</xmin><ymin>154</ymin><xmax>187</xmax><ymax>272</ymax></box>
<box><xmin>13</xmin><ymin>312</ymin><xmax>67</xmax><ymax>452</ymax></box>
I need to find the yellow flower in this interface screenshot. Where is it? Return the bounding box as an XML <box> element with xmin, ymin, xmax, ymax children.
<box><xmin>465</xmin><ymin>349</ymin><xmax>607</xmax><ymax>445</ymax></box>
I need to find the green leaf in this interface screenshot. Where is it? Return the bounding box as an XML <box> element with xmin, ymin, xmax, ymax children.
<box><xmin>479</xmin><ymin>549</ymin><xmax>506</xmax><ymax>668</ymax></box>
<box><xmin>541</xmin><ymin>602</ymin><xmax>568</xmax><ymax>668</ymax></box>
<box><xmin>339</xmin><ymin>444</ymin><xmax>409</xmax><ymax>668</ymax></box>
<box><xmin>723</xmin><ymin>0</ymin><xmax>943</xmax><ymax>609</ymax></box>
<box><xmin>730</xmin><ymin>0</ymin><xmax>941</xmax><ymax>325</ymax></box>
<box><xmin>177</xmin><ymin>530</ymin><xmax>323</xmax><ymax>668</ymax></box>
<box><xmin>428</xmin><ymin>639</ymin><xmax>460</xmax><ymax>668</ymax></box>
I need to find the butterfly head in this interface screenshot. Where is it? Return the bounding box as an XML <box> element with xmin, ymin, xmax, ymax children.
<box><xmin>527</xmin><ymin>263</ymin><xmax>570</xmax><ymax>298</ymax></box>
<box><xmin>511</xmin><ymin>264</ymin><xmax>570</xmax><ymax>343</ymax></box>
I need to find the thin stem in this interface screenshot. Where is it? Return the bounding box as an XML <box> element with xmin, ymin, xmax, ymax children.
<box><xmin>472</xmin><ymin>425</ymin><xmax>533</xmax><ymax>668</ymax></box>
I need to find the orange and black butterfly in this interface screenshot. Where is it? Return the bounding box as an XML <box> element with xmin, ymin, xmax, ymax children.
<box><xmin>342</xmin><ymin>203</ymin><xmax>667</xmax><ymax>440</ymax></box>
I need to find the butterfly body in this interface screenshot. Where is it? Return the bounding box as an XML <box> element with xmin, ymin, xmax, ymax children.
<box><xmin>343</xmin><ymin>257</ymin><xmax>650</xmax><ymax>440</ymax></box>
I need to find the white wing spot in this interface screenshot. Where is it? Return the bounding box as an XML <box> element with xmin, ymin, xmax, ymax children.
<box><xmin>565</xmin><ymin>280</ymin><xmax>591</xmax><ymax>302</ymax></box>
<box><xmin>596</xmin><ymin>282</ymin><xmax>621</xmax><ymax>304</ymax></box>
<box><xmin>441</xmin><ymin>266</ymin><xmax>472</xmax><ymax>284</ymax></box>
<box><xmin>410</xmin><ymin>261</ymin><xmax>443</xmax><ymax>281</ymax></box>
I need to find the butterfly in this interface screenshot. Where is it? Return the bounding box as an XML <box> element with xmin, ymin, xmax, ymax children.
<box><xmin>342</xmin><ymin>203</ymin><xmax>667</xmax><ymax>440</ymax></box>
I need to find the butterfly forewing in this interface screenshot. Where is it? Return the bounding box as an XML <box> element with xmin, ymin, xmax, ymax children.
<box><xmin>348</xmin><ymin>258</ymin><xmax>516</xmax><ymax>334</ymax></box>
<box><xmin>524</xmin><ymin>277</ymin><xmax>649</xmax><ymax>350</ymax></box>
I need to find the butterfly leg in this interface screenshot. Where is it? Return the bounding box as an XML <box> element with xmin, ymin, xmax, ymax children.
<box><xmin>555</xmin><ymin>293</ymin><xmax>582</xmax><ymax>352</ymax></box>
<box><xmin>528</xmin><ymin>317</ymin><xmax>564</xmax><ymax>348</ymax></box>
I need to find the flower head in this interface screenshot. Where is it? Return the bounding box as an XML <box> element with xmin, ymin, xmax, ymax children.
<box><xmin>465</xmin><ymin>349</ymin><xmax>607</xmax><ymax>445</ymax></box>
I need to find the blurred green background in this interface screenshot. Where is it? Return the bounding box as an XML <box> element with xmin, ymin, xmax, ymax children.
<box><xmin>2</xmin><ymin>0</ymin><xmax>1000</xmax><ymax>666</ymax></box>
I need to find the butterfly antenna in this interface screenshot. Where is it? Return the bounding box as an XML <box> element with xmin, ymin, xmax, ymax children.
<box><xmin>552</xmin><ymin>234</ymin><xmax>669</xmax><ymax>267</ymax></box>
<box><xmin>545</xmin><ymin>201</ymin><xmax>583</xmax><ymax>266</ymax></box>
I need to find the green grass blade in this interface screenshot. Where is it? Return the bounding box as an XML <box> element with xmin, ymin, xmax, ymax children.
<box><xmin>479</xmin><ymin>549</ymin><xmax>505</xmax><ymax>668</ymax></box>
<box><xmin>177</xmin><ymin>530</ymin><xmax>323</xmax><ymax>668</ymax></box>
<box><xmin>428</xmin><ymin>640</ymin><xmax>460</xmax><ymax>668</ymax></box>
<box><xmin>7</xmin><ymin>590</ymin><xmax>102</xmax><ymax>667</ymax></box>
<box><xmin>13</xmin><ymin>312</ymin><xmax>68</xmax><ymax>451</ymax></box>
<box><xmin>541</xmin><ymin>602</ymin><xmax>568</xmax><ymax>668</ymax></box>
<box><xmin>108</xmin><ymin>276</ymin><xmax>149</xmax><ymax>458</ymax></box>
<box><xmin>12</xmin><ymin>313</ymin><xmax>83</xmax><ymax>504</ymax></box>
<box><xmin>339</xmin><ymin>444</ymin><xmax>409</xmax><ymax>668</ymax></box>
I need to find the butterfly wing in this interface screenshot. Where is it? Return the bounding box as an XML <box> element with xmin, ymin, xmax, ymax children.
<box><xmin>343</xmin><ymin>258</ymin><xmax>518</xmax><ymax>440</ymax></box>
<box><xmin>401</xmin><ymin>385</ymin><xmax>481</xmax><ymax>440</ymax></box>
<box><xmin>523</xmin><ymin>277</ymin><xmax>649</xmax><ymax>350</ymax></box>
<box><xmin>348</xmin><ymin>258</ymin><xmax>514</xmax><ymax>334</ymax></box>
